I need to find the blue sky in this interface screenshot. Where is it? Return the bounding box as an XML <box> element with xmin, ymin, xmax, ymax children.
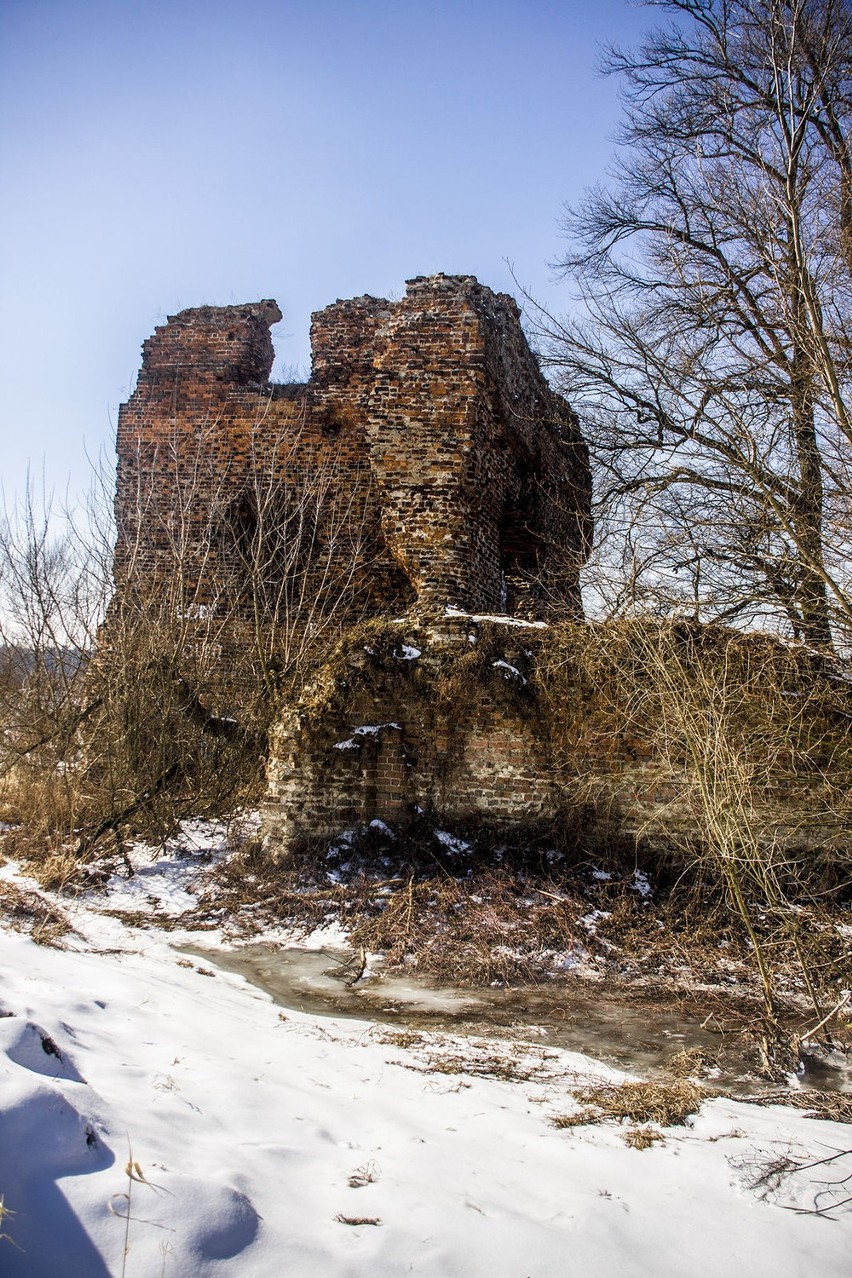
<box><xmin>1</xmin><ymin>0</ymin><xmax>649</xmax><ymax>504</ymax></box>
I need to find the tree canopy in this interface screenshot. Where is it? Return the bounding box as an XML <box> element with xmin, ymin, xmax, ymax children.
<box><xmin>548</xmin><ymin>0</ymin><xmax>852</xmax><ymax>653</ymax></box>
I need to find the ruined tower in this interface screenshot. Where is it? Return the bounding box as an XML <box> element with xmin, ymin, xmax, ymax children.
<box><xmin>114</xmin><ymin>274</ymin><xmax>592</xmax><ymax>627</ymax></box>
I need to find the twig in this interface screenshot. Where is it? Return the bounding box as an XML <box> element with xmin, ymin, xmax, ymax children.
<box><xmin>801</xmin><ymin>991</ymin><xmax>851</xmax><ymax>1042</ymax></box>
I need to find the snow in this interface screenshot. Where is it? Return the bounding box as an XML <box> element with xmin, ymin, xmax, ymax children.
<box><xmin>445</xmin><ymin>607</ymin><xmax>548</xmax><ymax>629</ymax></box>
<box><xmin>394</xmin><ymin>645</ymin><xmax>421</xmax><ymax>661</ymax></box>
<box><xmin>333</xmin><ymin>723</ymin><xmax>402</xmax><ymax>750</ymax></box>
<box><xmin>492</xmin><ymin>659</ymin><xmax>527</xmax><ymax>684</ymax></box>
<box><xmin>579</xmin><ymin>909</ymin><xmax>612</xmax><ymax>932</ymax></box>
<box><xmin>434</xmin><ymin>829</ymin><xmax>472</xmax><ymax>855</ymax></box>
<box><xmin>630</xmin><ymin>869</ymin><xmax>653</xmax><ymax>899</ymax></box>
<box><xmin>0</xmin><ymin>835</ymin><xmax>850</xmax><ymax>1276</ymax></box>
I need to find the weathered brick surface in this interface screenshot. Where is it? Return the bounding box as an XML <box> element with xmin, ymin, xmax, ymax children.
<box><xmin>113</xmin><ymin>275</ymin><xmax>601</xmax><ymax>854</ymax></box>
<box><xmin>114</xmin><ymin>275</ymin><xmax>591</xmax><ymax>622</ymax></box>
<box><xmin>264</xmin><ymin>617</ymin><xmax>848</xmax><ymax>860</ymax></box>
<box><xmin>113</xmin><ymin>286</ymin><xmax>846</xmax><ymax>866</ymax></box>
<box><xmin>264</xmin><ymin>615</ymin><xmax>562</xmax><ymax>853</ymax></box>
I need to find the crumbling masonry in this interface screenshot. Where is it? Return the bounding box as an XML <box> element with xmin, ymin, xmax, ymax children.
<box><xmin>114</xmin><ymin>274</ymin><xmax>593</xmax><ymax>854</ymax></box>
<box><xmin>115</xmin><ymin>274</ymin><xmax>591</xmax><ymax>623</ymax></box>
<box><xmin>115</xmin><ymin>276</ymin><xmax>848</xmax><ymax>862</ymax></box>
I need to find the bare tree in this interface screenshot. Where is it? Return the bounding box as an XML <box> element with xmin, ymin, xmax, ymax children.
<box><xmin>544</xmin><ymin>0</ymin><xmax>852</xmax><ymax>651</ymax></box>
<box><xmin>0</xmin><ymin>406</ymin><xmax>381</xmax><ymax>867</ymax></box>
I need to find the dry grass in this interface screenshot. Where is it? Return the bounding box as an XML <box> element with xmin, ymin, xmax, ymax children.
<box><xmin>377</xmin><ymin>1027</ymin><xmax>561</xmax><ymax>1086</ymax></box>
<box><xmin>665</xmin><ymin>1047</ymin><xmax>714</xmax><ymax>1079</ymax></box>
<box><xmin>198</xmin><ymin>814</ymin><xmax>849</xmax><ymax>1026</ymax></box>
<box><xmin>551</xmin><ymin>1111</ymin><xmax>594</xmax><ymax>1129</ymax></box>
<box><xmin>347</xmin><ymin>1161</ymin><xmax>380</xmax><ymax>1188</ymax></box>
<box><xmin>623</xmin><ymin>1126</ymin><xmax>667</xmax><ymax>1149</ymax></box>
<box><xmin>0</xmin><ymin>877</ymin><xmax>71</xmax><ymax>946</ymax></box>
<box><xmin>0</xmin><ymin>1191</ymin><xmax>20</xmax><ymax>1253</ymax></box>
<box><xmin>741</xmin><ymin>1090</ymin><xmax>852</xmax><ymax>1124</ymax></box>
<box><xmin>569</xmin><ymin>1079</ymin><xmax>705</xmax><ymax>1127</ymax></box>
<box><xmin>410</xmin><ymin>1045</ymin><xmax>558</xmax><ymax>1083</ymax></box>
<box><xmin>369</xmin><ymin>1027</ymin><xmax>429</xmax><ymax>1050</ymax></box>
<box><xmin>346</xmin><ymin>866</ymin><xmax>587</xmax><ymax>987</ymax></box>
<box><xmin>202</xmin><ymin>820</ymin><xmax>600</xmax><ymax>984</ymax></box>
<box><xmin>0</xmin><ymin>766</ymin><xmax>88</xmax><ymax>875</ymax></box>
<box><xmin>3</xmin><ymin>613</ymin><xmax>849</xmax><ymax>1025</ymax></box>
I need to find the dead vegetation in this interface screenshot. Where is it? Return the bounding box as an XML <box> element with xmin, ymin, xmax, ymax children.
<box><xmin>561</xmin><ymin>1078</ymin><xmax>705</xmax><ymax>1129</ymax></box>
<box><xmin>731</xmin><ymin>1139</ymin><xmax>852</xmax><ymax>1217</ymax></box>
<box><xmin>665</xmin><ymin>1048</ymin><xmax>712</xmax><ymax>1080</ymax></box>
<box><xmin>347</xmin><ymin>1162</ymin><xmax>380</xmax><ymax>1189</ymax></box>
<box><xmin>251</xmin><ymin>616</ymin><xmax>851</xmax><ymax>1074</ymax></box>
<box><xmin>739</xmin><ymin>1090</ymin><xmax>852</xmax><ymax>1125</ymax></box>
<box><xmin>193</xmin><ymin>813</ymin><xmax>850</xmax><ymax>1027</ymax></box>
<box><xmin>404</xmin><ymin>1042</ymin><xmax>559</xmax><ymax>1084</ymax></box>
<box><xmin>0</xmin><ymin>877</ymin><xmax>71</xmax><ymax>946</ymax></box>
<box><xmin>1</xmin><ymin>533</ymin><xmax>849</xmax><ymax>1076</ymax></box>
<box><xmin>0</xmin><ymin>424</ymin><xmax>385</xmax><ymax>883</ymax></box>
<box><xmin>623</xmin><ymin>1127</ymin><xmax>667</xmax><ymax>1149</ymax></box>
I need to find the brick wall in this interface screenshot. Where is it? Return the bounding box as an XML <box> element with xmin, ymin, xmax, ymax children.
<box><xmin>264</xmin><ymin>616</ymin><xmax>847</xmax><ymax>860</ymax></box>
<box><xmin>113</xmin><ymin>275</ymin><xmax>591</xmax><ymax>627</ymax></box>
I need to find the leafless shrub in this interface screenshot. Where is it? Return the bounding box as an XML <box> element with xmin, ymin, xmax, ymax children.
<box><xmin>733</xmin><ymin>1143</ymin><xmax>852</xmax><ymax>1216</ymax></box>
<box><xmin>0</xmin><ymin>412</ymin><xmax>379</xmax><ymax>876</ymax></box>
<box><xmin>536</xmin><ymin>617</ymin><xmax>852</xmax><ymax>1071</ymax></box>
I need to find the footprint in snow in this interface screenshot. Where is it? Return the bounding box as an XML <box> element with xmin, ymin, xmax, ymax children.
<box><xmin>0</xmin><ymin>1018</ymin><xmax>86</xmax><ymax>1082</ymax></box>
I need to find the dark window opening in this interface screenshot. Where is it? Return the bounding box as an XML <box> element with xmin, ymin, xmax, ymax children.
<box><xmin>499</xmin><ymin>492</ymin><xmax>542</xmax><ymax>611</ymax></box>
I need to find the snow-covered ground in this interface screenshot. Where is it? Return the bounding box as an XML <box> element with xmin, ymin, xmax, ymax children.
<box><xmin>1</xmin><ymin>826</ymin><xmax>850</xmax><ymax>1277</ymax></box>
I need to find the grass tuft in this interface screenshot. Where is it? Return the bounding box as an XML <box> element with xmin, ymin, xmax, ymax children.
<box><xmin>571</xmin><ymin>1079</ymin><xmax>704</xmax><ymax>1127</ymax></box>
<box><xmin>623</xmin><ymin>1126</ymin><xmax>667</xmax><ymax>1149</ymax></box>
<box><xmin>741</xmin><ymin>1090</ymin><xmax>852</xmax><ymax>1124</ymax></box>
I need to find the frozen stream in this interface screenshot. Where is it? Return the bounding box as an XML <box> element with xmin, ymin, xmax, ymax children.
<box><xmin>186</xmin><ymin>942</ymin><xmax>851</xmax><ymax>1093</ymax></box>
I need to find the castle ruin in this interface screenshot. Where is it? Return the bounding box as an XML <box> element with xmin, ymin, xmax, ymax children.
<box><xmin>114</xmin><ymin>274</ymin><xmax>591</xmax><ymax>626</ymax></box>
<box><xmin>114</xmin><ymin>273</ymin><xmax>594</xmax><ymax>853</ymax></box>
<box><xmin>112</xmin><ymin>276</ymin><xmax>846</xmax><ymax>861</ymax></box>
